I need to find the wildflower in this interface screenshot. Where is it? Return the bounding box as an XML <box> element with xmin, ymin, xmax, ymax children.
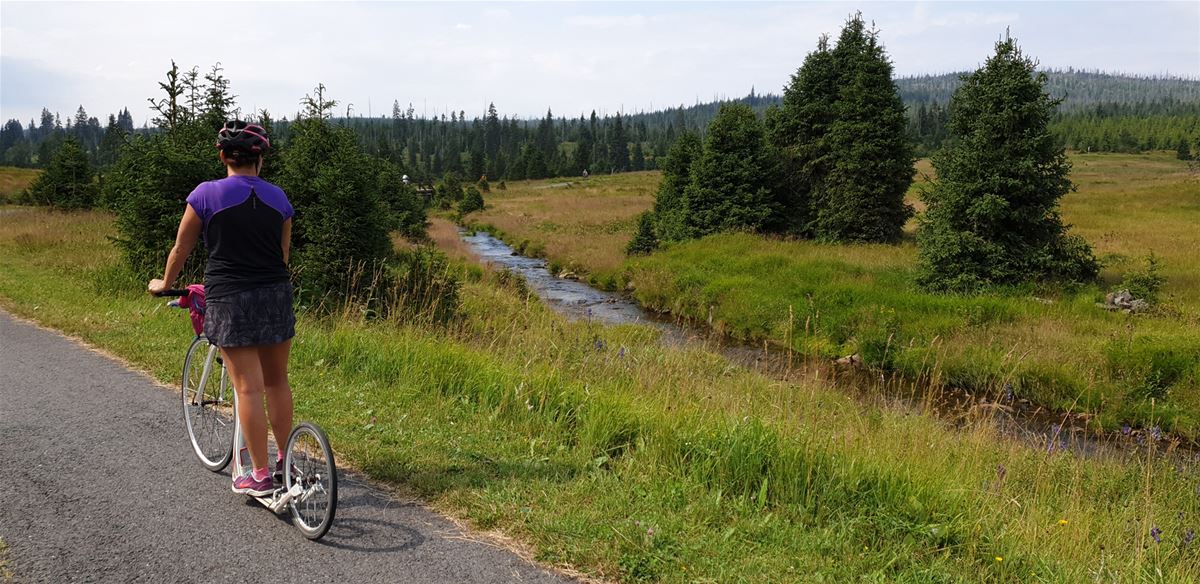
<box><xmin>1121</xmin><ymin>423</ymin><xmax>1132</xmax><ymax>436</ymax></box>
<box><xmin>1150</xmin><ymin>426</ymin><xmax>1163</xmax><ymax>441</ymax></box>
<box><xmin>1058</xmin><ymin>519</ymin><xmax>1069</xmax><ymax>526</ymax></box>
<box><xmin>1185</xmin><ymin>528</ymin><xmax>1196</xmax><ymax>547</ymax></box>
<box><xmin>647</xmin><ymin>527</ymin><xmax>654</xmax><ymax>536</ymax></box>
<box><xmin>593</xmin><ymin>337</ymin><xmax>606</xmax><ymax>351</ymax></box>
<box><xmin>995</xmin><ymin>556</ymin><xmax>1004</xmax><ymax>563</ymax></box>
<box><xmin>1151</xmin><ymin>526</ymin><xmax>1162</xmax><ymax>544</ymax></box>
<box><xmin>618</xmin><ymin>346</ymin><xmax>626</xmax><ymax>359</ymax></box>
<box><xmin>996</xmin><ymin>464</ymin><xmax>1007</xmax><ymax>482</ymax></box>
<box><xmin>1003</xmin><ymin>383</ymin><xmax>1014</xmax><ymax>402</ymax></box>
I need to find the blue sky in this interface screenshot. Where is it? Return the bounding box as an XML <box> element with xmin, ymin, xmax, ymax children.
<box><xmin>2</xmin><ymin>1</ymin><xmax>1197</xmax><ymax>126</ymax></box>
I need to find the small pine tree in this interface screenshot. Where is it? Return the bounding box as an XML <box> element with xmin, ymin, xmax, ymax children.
<box><xmin>27</xmin><ymin>137</ymin><xmax>98</xmax><ymax>210</ymax></box>
<box><xmin>684</xmin><ymin>103</ymin><xmax>774</xmax><ymax>237</ymax></box>
<box><xmin>652</xmin><ymin>131</ymin><xmax>702</xmax><ymax>242</ymax></box>
<box><xmin>458</xmin><ymin>185</ymin><xmax>485</xmax><ymax>214</ymax></box>
<box><xmin>625</xmin><ymin>211</ymin><xmax>659</xmax><ymax>255</ymax></box>
<box><xmin>1177</xmin><ymin>136</ymin><xmax>1192</xmax><ymax>161</ymax></box>
<box><xmin>916</xmin><ymin>35</ymin><xmax>1099</xmax><ymax>292</ymax></box>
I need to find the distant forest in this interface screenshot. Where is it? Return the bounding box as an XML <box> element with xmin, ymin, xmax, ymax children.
<box><xmin>2</xmin><ymin>69</ymin><xmax>1197</xmax><ymax>180</ymax></box>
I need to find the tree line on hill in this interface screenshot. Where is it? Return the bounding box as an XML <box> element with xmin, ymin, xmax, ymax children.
<box><xmin>630</xmin><ymin>17</ymin><xmax>1100</xmax><ymax>294</ymax></box>
<box><xmin>5</xmin><ymin>61</ymin><xmax>1197</xmax><ymax>180</ymax></box>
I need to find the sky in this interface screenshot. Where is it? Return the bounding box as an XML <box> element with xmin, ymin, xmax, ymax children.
<box><xmin>2</xmin><ymin>1</ymin><xmax>1198</xmax><ymax>126</ymax></box>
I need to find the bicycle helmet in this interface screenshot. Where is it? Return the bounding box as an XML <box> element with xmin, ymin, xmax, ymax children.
<box><xmin>216</xmin><ymin>120</ymin><xmax>270</xmax><ymax>153</ymax></box>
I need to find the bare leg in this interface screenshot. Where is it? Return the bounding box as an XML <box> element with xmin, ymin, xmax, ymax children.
<box><xmin>259</xmin><ymin>339</ymin><xmax>294</xmax><ymax>457</ymax></box>
<box><xmin>221</xmin><ymin>346</ymin><xmax>269</xmax><ymax>472</ymax></box>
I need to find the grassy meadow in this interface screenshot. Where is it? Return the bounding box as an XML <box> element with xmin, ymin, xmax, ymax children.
<box><xmin>4</xmin><ymin>206</ymin><xmax>1200</xmax><ymax>581</ymax></box>
<box><xmin>0</xmin><ymin>167</ymin><xmax>39</xmax><ymax>204</ymax></box>
<box><xmin>462</xmin><ymin>153</ymin><xmax>1200</xmax><ymax>438</ymax></box>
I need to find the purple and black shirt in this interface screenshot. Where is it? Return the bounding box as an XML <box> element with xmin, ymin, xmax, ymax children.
<box><xmin>186</xmin><ymin>175</ymin><xmax>293</xmax><ymax>301</ymax></box>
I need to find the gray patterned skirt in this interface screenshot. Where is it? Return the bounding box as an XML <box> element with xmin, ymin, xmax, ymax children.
<box><xmin>203</xmin><ymin>282</ymin><xmax>296</xmax><ymax>348</ymax></box>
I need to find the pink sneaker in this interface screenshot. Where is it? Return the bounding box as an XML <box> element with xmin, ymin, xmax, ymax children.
<box><xmin>232</xmin><ymin>472</ymin><xmax>274</xmax><ymax>497</ymax></box>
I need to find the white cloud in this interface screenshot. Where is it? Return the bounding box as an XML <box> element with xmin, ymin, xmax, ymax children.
<box><xmin>0</xmin><ymin>1</ymin><xmax>1195</xmax><ymax>125</ymax></box>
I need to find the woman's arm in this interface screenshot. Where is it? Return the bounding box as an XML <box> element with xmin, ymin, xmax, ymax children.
<box><xmin>281</xmin><ymin>218</ymin><xmax>292</xmax><ymax>265</ymax></box>
<box><xmin>147</xmin><ymin>205</ymin><xmax>203</xmax><ymax>294</ymax></box>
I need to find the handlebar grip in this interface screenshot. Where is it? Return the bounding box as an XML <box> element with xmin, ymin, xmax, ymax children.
<box><xmin>153</xmin><ymin>289</ymin><xmax>190</xmax><ymax>297</ymax></box>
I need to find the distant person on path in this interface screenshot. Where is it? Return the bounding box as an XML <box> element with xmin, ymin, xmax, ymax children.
<box><xmin>148</xmin><ymin>120</ymin><xmax>296</xmax><ymax>497</ymax></box>
<box><xmin>582</xmin><ymin>168</ymin><xmax>588</xmax><ymax>179</ymax></box>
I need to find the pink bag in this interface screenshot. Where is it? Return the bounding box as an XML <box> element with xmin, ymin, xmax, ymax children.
<box><xmin>175</xmin><ymin>284</ymin><xmax>207</xmax><ymax>336</ymax></box>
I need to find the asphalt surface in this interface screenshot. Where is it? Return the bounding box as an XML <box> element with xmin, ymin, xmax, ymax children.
<box><xmin>0</xmin><ymin>310</ymin><xmax>576</xmax><ymax>584</ymax></box>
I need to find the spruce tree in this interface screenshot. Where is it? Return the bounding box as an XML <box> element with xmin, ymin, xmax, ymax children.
<box><xmin>1177</xmin><ymin>136</ymin><xmax>1192</xmax><ymax>161</ymax></box>
<box><xmin>816</xmin><ymin>13</ymin><xmax>913</xmax><ymax>242</ymax></box>
<box><xmin>683</xmin><ymin>103</ymin><xmax>773</xmax><ymax>237</ymax></box>
<box><xmin>767</xmin><ymin>34</ymin><xmax>838</xmax><ymax>235</ymax></box>
<box><xmin>275</xmin><ymin>115</ymin><xmax>394</xmax><ymax>301</ymax></box>
<box><xmin>458</xmin><ymin>185</ymin><xmax>485</xmax><ymax>214</ymax></box>
<box><xmin>916</xmin><ymin>35</ymin><xmax>1099</xmax><ymax>292</ymax></box>
<box><xmin>608</xmin><ymin>113</ymin><xmax>629</xmax><ymax>171</ymax></box>
<box><xmin>27</xmin><ymin>137</ymin><xmax>98</xmax><ymax>210</ymax></box>
<box><xmin>625</xmin><ymin>212</ymin><xmax>659</xmax><ymax>255</ymax></box>
<box><xmin>652</xmin><ymin>131</ymin><xmax>701</xmax><ymax>242</ymax></box>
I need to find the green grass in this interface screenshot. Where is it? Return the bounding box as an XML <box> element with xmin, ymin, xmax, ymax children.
<box><xmin>458</xmin><ymin>153</ymin><xmax>1200</xmax><ymax>437</ymax></box>
<box><xmin>627</xmin><ymin>153</ymin><xmax>1200</xmax><ymax>437</ymax></box>
<box><xmin>0</xmin><ymin>538</ymin><xmax>11</xmax><ymax>583</ymax></box>
<box><xmin>3</xmin><ymin>207</ymin><xmax>1200</xmax><ymax>581</ymax></box>
<box><xmin>0</xmin><ymin>166</ymin><xmax>39</xmax><ymax>204</ymax></box>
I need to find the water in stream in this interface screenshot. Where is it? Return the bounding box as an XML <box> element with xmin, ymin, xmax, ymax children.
<box><xmin>459</xmin><ymin>229</ymin><xmax>1189</xmax><ymax>461</ymax></box>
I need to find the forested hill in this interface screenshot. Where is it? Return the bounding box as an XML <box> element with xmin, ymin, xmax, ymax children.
<box><xmin>898</xmin><ymin>70</ymin><xmax>1200</xmax><ymax>111</ymax></box>
<box><xmin>625</xmin><ymin>70</ymin><xmax>1200</xmax><ymax>130</ymax></box>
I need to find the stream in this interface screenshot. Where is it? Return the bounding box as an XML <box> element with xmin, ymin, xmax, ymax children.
<box><xmin>460</xmin><ymin>229</ymin><xmax>1189</xmax><ymax>462</ymax></box>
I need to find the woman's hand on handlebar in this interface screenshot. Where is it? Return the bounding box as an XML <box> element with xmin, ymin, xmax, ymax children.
<box><xmin>147</xmin><ymin>278</ymin><xmax>168</xmax><ymax>296</ymax></box>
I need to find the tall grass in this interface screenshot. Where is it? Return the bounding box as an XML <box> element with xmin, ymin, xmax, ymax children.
<box><xmin>3</xmin><ymin>207</ymin><xmax>1199</xmax><ymax>581</ymax></box>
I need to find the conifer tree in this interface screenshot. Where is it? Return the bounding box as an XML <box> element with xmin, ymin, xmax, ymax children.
<box><xmin>630</xmin><ymin>142</ymin><xmax>645</xmax><ymax>171</ymax></box>
<box><xmin>816</xmin><ymin>13</ymin><xmax>913</xmax><ymax>242</ymax></box>
<box><xmin>767</xmin><ymin>34</ymin><xmax>838</xmax><ymax>235</ymax></box>
<box><xmin>916</xmin><ymin>35</ymin><xmax>1099</xmax><ymax>292</ymax></box>
<box><xmin>27</xmin><ymin>137</ymin><xmax>98</xmax><ymax>209</ymax></box>
<box><xmin>1177</xmin><ymin>136</ymin><xmax>1192</xmax><ymax>161</ymax></box>
<box><xmin>625</xmin><ymin>212</ymin><xmax>659</xmax><ymax>255</ymax></box>
<box><xmin>684</xmin><ymin>103</ymin><xmax>773</xmax><ymax>237</ymax></box>
<box><xmin>608</xmin><ymin>113</ymin><xmax>629</xmax><ymax>171</ymax></box>
<box><xmin>652</xmin><ymin>130</ymin><xmax>701</xmax><ymax>242</ymax></box>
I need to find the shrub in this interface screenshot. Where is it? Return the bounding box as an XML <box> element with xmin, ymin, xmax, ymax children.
<box><xmin>376</xmin><ymin>159</ymin><xmax>427</xmax><ymax>239</ymax></box>
<box><xmin>105</xmin><ymin>126</ymin><xmax>220</xmax><ymax>278</ymax></box>
<box><xmin>274</xmin><ymin>116</ymin><xmax>394</xmax><ymax>304</ymax></box>
<box><xmin>498</xmin><ymin>181</ymin><xmax>507</xmax><ymax>190</ymax></box>
<box><xmin>1120</xmin><ymin>253</ymin><xmax>1166</xmax><ymax>304</ymax></box>
<box><xmin>26</xmin><ymin>138</ymin><xmax>99</xmax><ymax>210</ymax></box>
<box><xmin>458</xmin><ymin>185</ymin><xmax>484</xmax><ymax>215</ymax></box>
<box><xmin>625</xmin><ymin>212</ymin><xmax>659</xmax><ymax>256</ymax></box>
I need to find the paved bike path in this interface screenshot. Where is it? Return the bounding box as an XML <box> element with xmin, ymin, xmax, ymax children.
<box><xmin>0</xmin><ymin>310</ymin><xmax>577</xmax><ymax>584</ymax></box>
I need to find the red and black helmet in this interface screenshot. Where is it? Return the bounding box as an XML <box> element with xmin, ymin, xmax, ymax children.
<box><xmin>216</xmin><ymin>120</ymin><xmax>270</xmax><ymax>153</ymax></box>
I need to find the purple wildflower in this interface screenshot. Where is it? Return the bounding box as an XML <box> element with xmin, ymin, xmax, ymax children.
<box><xmin>1150</xmin><ymin>426</ymin><xmax>1163</xmax><ymax>441</ymax></box>
<box><xmin>1003</xmin><ymin>383</ymin><xmax>1015</xmax><ymax>402</ymax></box>
<box><xmin>593</xmin><ymin>337</ymin><xmax>606</xmax><ymax>351</ymax></box>
<box><xmin>996</xmin><ymin>464</ymin><xmax>1007</xmax><ymax>482</ymax></box>
<box><xmin>1121</xmin><ymin>424</ymin><xmax>1131</xmax><ymax>436</ymax></box>
<box><xmin>618</xmin><ymin>346</ymin><xmax>626</xmax><ymax>359</ymax></box>
<box><xmin>1151</xmin><ymin>526</ymin><xmax>1162</xmax><ymax>544</ymax></box>
<box><xmin>1184</xmin><ymin>528</ymin><xmax>1196</xmax><ymax>547</ymax></box>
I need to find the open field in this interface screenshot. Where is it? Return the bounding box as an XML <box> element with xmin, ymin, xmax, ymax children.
<box><xmin>460</xmin><ymin>153</ymin><xmax>1200</xmax><ymax>437</ymax></box>
<box><xmin>466</xmin><ymin>172</ymin><xmax>659</xmax><ymax>286</ymax></box>
<box><xmin>4</xmin><ymin>207</ymin><xmax>1200</xmax><ymax>581</ymax></box>
<box><xmin>0</xmin><ymin>167</ymin><xmax>39</xmax><ymax>204</ymax></box>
